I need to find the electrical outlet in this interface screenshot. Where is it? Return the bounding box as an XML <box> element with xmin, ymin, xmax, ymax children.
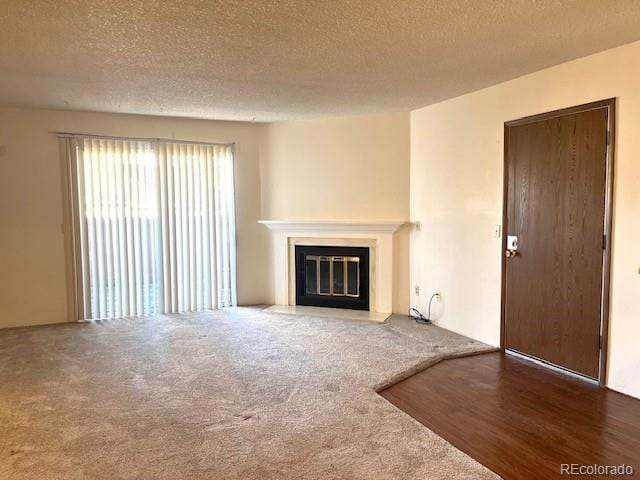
<box><xmin>494</xmin><ymin>225</ymin><xmax>502</xmax><ymax>238</ymax></box>
<box><xmin>434</xmin><ymin>291</ymin><xmax>442</xmax><ymax>299</ymax></box>
<box><xmin>414</xmin><ymin>285</ymin><xmax>420</xmax><ymax>296</ymax></box>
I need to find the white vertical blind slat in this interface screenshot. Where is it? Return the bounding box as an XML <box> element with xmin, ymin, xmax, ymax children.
<box><xmin>187</xmin><ymin>145</ymin><xmax>196</xmax><ymax>311</ymax></box>
<box><xmin>212</xmin><ymin>147</ymin><xmax>222</xmax><ymax>307</ymax></box>
<box><xmin>167</xmin><ymin>145</ymin><xmax>178</xmax><ymax>312</ymax></box>
<box><xmin>107</xmin><ymin>140</ymin><xmax>119</xmax><ymax>318</ymax></box>
<box><xmin>219</xmin><ymin>146</ymin><xmax>230</xmax><ymax>305</ymax></box>
<box><xmin>225</xmin><ymin>147</ymin><xmax>238</xmax><ymax>306</ymax></box>
<box><xmin>80</xmin><ymin>140</ymin><xmax>98</xmax><ymax>316</ymax></box>
<box><xmin>195</xmin><ymin>146</ymin><xmax>204</xmax><ymax>310</ymax></box>
<box><xmin>206</xmin><ymin>148</ymin><xmax>218</xmax><ymax>309</ymax></box>
<box><xmin>157</xmin><ymin>145</ymin><xmax>168</xmax><ymax>313</ymax></box>
<box><xmin>175</xmin><ymin>145</ymin><xmax>184</xmax><ymax>311</ymax></box>
<box><xmin>69</xmin><ymin>138</ymin><xmax>92</xmax><ymax>319</ymax></box>
<box><xmin>180</xmin><ymin>145</ymin><xmax>189</xmax><ymax>311</ymax></box>
<box><xmin>123</xmin><ymin>141</ymin><xmax>134</xmax><ymax>317</ymax></box>
<box><xmin>139</xmin><ymin>143</ymin><xmax>150</xmax><ymax>315</ymax></box>
<box><xmin>199</xmin><ymin>148</ymin><xmax>209</xmax><ymax>309</ymax></box>
<box><xmin>116</xmin><ymin>142</ymin><xmax>127</xmax><ymax>318</ymax></box>
<box><xmin>92</xmin><ymin>140</ymin><xmax>106</xmax><ymax>317</ymax></box>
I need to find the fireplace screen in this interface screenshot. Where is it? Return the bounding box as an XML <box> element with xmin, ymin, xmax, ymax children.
<box><xmin>304</xmin><ymin>255</ymin><xmax>360</xmax><ymax>297</ymax></box>
<box><xmin>295</xmin><ymin>245</ymin><xmax>369</xmax><ymax>310</ymax></box>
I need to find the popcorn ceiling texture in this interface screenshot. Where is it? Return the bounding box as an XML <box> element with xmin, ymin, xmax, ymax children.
<box><xmin>0</xmin><ymin>307</ymin><xmax>498</xmax><ymax>479</ymax></box>
<box><xmin>1</xmin><ymin>0</ymin><xmax>640</xmax><ymax>121</ymax></box>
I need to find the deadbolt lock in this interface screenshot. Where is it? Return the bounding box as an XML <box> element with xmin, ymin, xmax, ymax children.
<box><xmin>505</xmin><ymin>235</ymin><xmax>519</xmax><ymax>258</ymax></box>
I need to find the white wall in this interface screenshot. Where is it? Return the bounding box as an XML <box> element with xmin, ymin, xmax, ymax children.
<box><xmin>259</xmin><ymin>112</ymin><xmax>410</xmax><ymax>313</ymax></box>
<box><xmin>410</xmin><ymin>40</ymin><xmax>640</xmax><ymax>398</ymax></box>
<box><xmin>0</xmin><ymin>107</ymin><xmax>268</xmax><ymax>328</ymax></box>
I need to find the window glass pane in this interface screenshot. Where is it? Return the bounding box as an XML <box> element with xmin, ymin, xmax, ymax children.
<box><xmin>319</xmin><ymin>257</ymin><xmax>331</xmax><ymax>294</ymax></box>
<box><xmin>347</xmin><ymin>260</ymin><xmax>359</xmax><ymax>296</ymax></box>
<box><xmin>332</xmin><ymin>258</ymin><xmax>345</xmax><ymax>295</ymax></box>
<box><xmin>305</xmin><ymin>257</ymin><xmax>318</xmax><ymax>294</ymax></box>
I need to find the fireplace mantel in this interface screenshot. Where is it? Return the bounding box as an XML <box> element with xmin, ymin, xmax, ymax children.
<box><xmin>258</xmin><ymin>220</ymin><xmax>406</xmax><ymax>234</ymax></box>
<box><xmin>259</xmin><ymin>219</ymin><xmax>408</xmax><ymax>316</ymax></box>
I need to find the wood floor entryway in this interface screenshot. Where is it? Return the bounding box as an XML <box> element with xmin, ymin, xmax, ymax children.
<box><xmin>380</xmin><ymin>352</ymin><xmax>640</xmax><ymax>479</ymax></box>
<box><xmin>502</xmin><ymin>99</ymin><xmax>615</xmax><ymax>382</ymax></box>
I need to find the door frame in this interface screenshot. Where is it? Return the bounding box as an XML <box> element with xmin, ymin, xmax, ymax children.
<box><xmin>500</xmin><ymin>98</ymin><xmax>616</xmax><ymax>387</ymax></box>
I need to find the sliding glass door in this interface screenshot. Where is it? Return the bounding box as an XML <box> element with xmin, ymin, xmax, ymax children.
<box><xmin>63</xmin><ymin>136</ymin><xmax>236</xmax><ymax>320</ymax></box>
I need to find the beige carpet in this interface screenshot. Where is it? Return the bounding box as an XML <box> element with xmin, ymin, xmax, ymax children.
<box><xmin>0</xmin><ymin>307</ymin><xmax>499</xmax><ymax>479</ymax></box>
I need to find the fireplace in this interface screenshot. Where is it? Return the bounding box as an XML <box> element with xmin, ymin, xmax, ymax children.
<box><xmin>295</xmin><ymin>245</ymin><xmax>369</xmax><ymax>310</ymax></box>
<box><xmin>259</xmin><ymin>220</ymin><xmax>406</xmax><ymax>314</ymax></box>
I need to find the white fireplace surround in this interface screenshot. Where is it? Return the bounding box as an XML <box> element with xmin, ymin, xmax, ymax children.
<box><xmin>259</xmin><ymin>220</ymin><xmax>407</xmax><ymax>314</ymax></box>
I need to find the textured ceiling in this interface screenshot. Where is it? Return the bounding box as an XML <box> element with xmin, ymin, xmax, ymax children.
<box><xmin>1</xmin><ymin>1</ymin><xmax>640</xmax><ymax>121</ymax></box>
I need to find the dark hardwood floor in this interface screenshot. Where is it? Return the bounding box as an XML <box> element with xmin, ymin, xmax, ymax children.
<box><xmin>380</xmin><ymin>352</ymin><xmax>640</xmax><ymax>479</ymax></box>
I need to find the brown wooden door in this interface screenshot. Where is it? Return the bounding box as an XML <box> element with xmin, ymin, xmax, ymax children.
<box><xmin>503</xmin><ymin>102</ymin><xmax>613</xmax><ymax>380</ymax></box>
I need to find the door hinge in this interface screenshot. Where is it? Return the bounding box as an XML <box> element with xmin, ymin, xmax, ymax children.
<box><xmin>599</xmin><ymin>335</ymin><xmax>603</xmax><ymax>350</ymax></box>
<box><xmin>606</xmin><ymin>130</ymin><xmax>611</xmax><ymax>146</ymax></box>
<box><xmin>602</xmin><ymin>234</ymin><xmax>607</xmax><ymax>250</ymax></box>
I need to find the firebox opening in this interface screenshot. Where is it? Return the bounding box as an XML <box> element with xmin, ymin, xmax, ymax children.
<box><xmin>295</xmin><ymin>245</ymin><xmax>369</xmax><ymax>310</ymax></box>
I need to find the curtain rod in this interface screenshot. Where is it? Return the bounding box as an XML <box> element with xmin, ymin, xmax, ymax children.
<box><xmin>50</xmin><ymin>131</ymin><xmax>235</xmax><ymax>147</ymax></box>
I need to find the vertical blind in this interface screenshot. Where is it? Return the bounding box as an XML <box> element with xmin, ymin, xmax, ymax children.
<box><xmin>64</xmin><ymin>136</ymin><xmax>237</xmax><ymax>320</ymax></box>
